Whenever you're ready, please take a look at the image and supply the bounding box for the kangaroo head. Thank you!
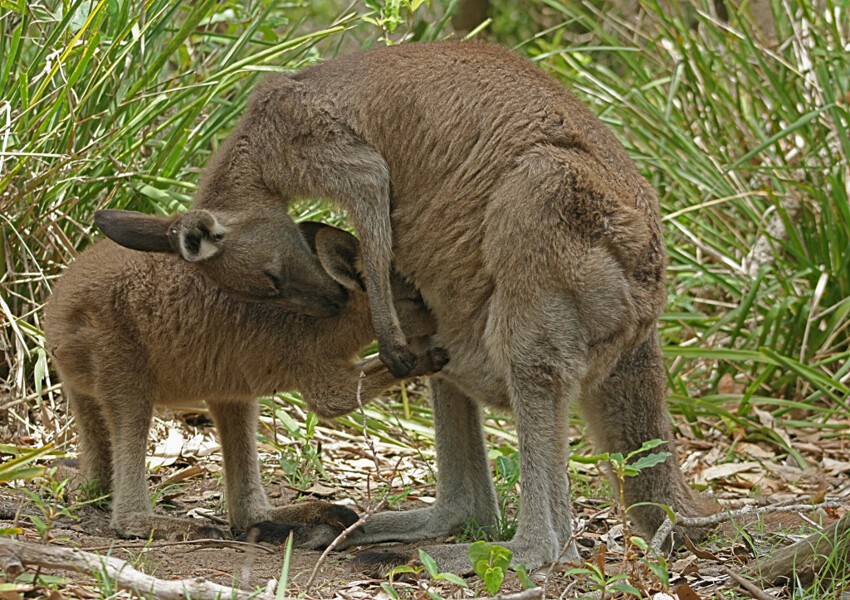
[95,208,353,317]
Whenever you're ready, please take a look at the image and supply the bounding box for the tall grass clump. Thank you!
[0,0,453,441]
[0,0,394,438]
[520,0,849,438]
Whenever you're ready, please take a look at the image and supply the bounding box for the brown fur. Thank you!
[43,224,442,543]
[96,41,717,570]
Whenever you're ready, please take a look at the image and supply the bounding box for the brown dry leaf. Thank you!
[160,464,204,486]
[303,482,339,497]
[148,427,185,469]
[718,374,744,394]
[822,457,850,476]
[693,461,761,486]
[752,407,793,448]
[675,582,703,600]
[736,442,775,460]
[684,536,720,561]
[671,554,700,575]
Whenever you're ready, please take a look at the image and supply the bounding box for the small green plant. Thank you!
[261,398,326,489]
[387,549,468,599]
[361,0,429,40]
[23,468,83,542]
[0,443,52,485]
[469,540,512,596]
[0,443,56,536]
[564,560,638,597]
[563,440,674,596]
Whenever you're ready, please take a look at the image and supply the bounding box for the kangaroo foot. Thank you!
[353,538,580,578]
[238,500,359,549]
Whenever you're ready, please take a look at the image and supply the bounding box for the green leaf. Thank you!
[490,544,513,571]
[418,549,440,578]
[483,566,504,596]
[275,531,293,600]
[515,565,536,590]
[379,582,400,600]
[468,540,491,575]
[629,536,649,551]
[434,572,468,587]
[69,0,96,33]
[609,582,642,596]
[629,451,672,473]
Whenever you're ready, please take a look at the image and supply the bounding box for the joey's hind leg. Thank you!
[65,386,112,496]
[102,377,223,540]
[206,400,358,548]
[579,336,718,545]
[343,378,499,549]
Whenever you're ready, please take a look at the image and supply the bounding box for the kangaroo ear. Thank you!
[172,210,227,262]
[313,225,364,291]
[94,210,174,253]
[298,221,332,255]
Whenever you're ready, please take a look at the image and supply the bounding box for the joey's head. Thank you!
[94,207,355,317]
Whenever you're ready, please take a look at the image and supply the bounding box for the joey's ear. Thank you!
[95,210,174,253]
[298,221,331,255]
[313,225,364,291]
[171,210,227,263]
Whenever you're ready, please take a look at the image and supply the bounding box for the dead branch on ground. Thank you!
[0,537,280,600]
[747,512,850,587]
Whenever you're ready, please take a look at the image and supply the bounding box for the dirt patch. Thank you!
[2,401,849,598]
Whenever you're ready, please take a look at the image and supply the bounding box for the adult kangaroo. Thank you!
[98,40,715,572]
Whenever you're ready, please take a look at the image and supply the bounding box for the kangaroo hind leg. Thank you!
[66,385,112,497]
[578,336,719,545]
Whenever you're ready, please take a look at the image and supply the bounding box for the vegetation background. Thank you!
[0,0,847,597]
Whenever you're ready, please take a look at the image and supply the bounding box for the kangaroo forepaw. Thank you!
[380,342,417,378]
[427,347,450,372]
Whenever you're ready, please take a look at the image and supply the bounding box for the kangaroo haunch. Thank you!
[96,41,717,571]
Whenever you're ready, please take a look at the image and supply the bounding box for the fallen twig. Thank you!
[542,507,610,596]
[0,537,280,600]
[303,374,401,593]
[302,493,390,592]
[650,501,845,553]
[83,537,275,554]
[725,568,776,600]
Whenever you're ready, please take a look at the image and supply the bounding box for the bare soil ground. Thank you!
[1,395,848,599]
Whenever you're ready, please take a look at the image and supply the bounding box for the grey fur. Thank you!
[44,223,442,543]
[95,41,717,571]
